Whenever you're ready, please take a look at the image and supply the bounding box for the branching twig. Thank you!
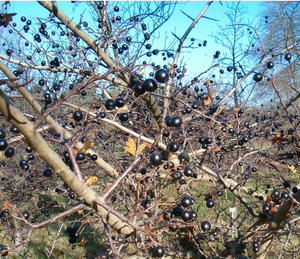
[102,156,141,200]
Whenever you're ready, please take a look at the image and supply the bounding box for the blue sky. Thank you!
[2,1,264,77]
[159,1,263,74]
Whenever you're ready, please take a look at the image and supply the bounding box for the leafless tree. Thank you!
[0,1,299,259]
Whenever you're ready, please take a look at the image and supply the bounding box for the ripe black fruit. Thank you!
[44,92,51,104]
[91,154,98,161]
[68,192,76,199]
[167,141,179,152]
[282,180,291,188]
[68,236,77,244]
[134,83,146,95]
[271,189,280,198]
[252,242,260,252]
[201,220,211,231]
[253,241,259,248]
[206,199,214,208]
[10,125,19,133]
[206,195,213,202]
[262,203,271,213]
[253,73,263,82]
[98,111,106,118]
[21,163,29,171]
[27,153,34,160]
[66,225,79,235]
[141,23,147,30]
[172,205,183,217]
[227,66,233,72]
[199,136,206,144]
[104,99,115,110]
[281,191,289,199]
[184,167,193,177]
[171,116,182,127]
[38,79,45,86]
[168,221,178,232]
[143,78,158,92]
[205,137,212,144]
[4,147,14,158]
[144,32,150,40]
[181,196,194,208]
[118,48,123,54]
[139,168,147,175]
[155,69,169,83]
[150,153,162,166]
[181,210,192,221]
[152,246,165,257]
[191,210,197,219]
[122,44,128,50]
[43,168,53,177]
[273,197,282,205]
[6,49,12,56]
[76,152,86,161]
[251,167,257,172]
[22,210,30,219]
[125,36,132,43]
[0,139,8,151]
[172,170,182,179]
[164,116,172,126]
[284,53,292,61]
[118,112,129,122]
[266,61,274,69]
[73,110,84,121]
[115,97,125,107]
[163,130,170,137]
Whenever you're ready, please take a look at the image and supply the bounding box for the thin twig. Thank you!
[102,156,141,200]
[46,224,64,258]
[101,215,119,258]
[65,143,83,182]
[13,204,84,229]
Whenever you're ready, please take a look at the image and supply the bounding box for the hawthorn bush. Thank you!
[0,1,299,259]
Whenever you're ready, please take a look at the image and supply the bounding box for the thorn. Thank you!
[202,15,219,22]
[181,10,194,21]
[171,32,180,41]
